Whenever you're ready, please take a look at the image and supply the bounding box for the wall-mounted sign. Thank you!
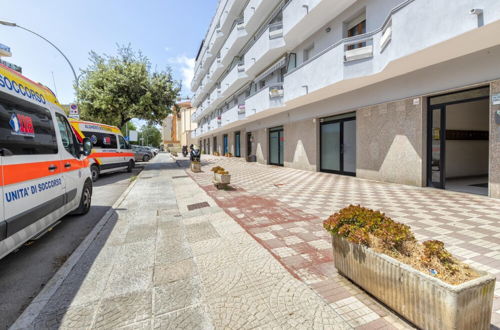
[492,93,500,105]
[413,98,420,105]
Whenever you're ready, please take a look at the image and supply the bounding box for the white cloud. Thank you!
[168,55,195,93]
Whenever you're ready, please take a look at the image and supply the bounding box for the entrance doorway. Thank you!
[213,136,217,154]
[427,86,490,195]
[320,115,356,175]
[235,132,241,157]
[246,132,252,157]
[223,134,228,155]
[269,126,284,166]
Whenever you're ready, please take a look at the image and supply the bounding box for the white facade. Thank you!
[191,0,500,137]
[190,0,500,197]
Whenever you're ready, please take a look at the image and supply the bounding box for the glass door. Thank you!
[428,106,445,188]
[320,122,341,172]
[269,127,284,166]
[234,132,241,157]
[320,117,356,175]
[246,132,252,157]
[223,134,228,155]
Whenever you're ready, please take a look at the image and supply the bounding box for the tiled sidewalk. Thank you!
[185,155,500,329]
[16,155,352,329]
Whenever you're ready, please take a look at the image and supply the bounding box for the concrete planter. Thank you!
[214,173,231,184]
[191,162,201,173]
[332,234,496,330]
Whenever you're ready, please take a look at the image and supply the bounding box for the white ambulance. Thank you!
[70,120,135,181]
[0,64,93,260]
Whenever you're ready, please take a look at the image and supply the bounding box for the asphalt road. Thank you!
[0,165,144,329]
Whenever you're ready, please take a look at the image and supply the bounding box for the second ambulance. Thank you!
[70,120,135,181]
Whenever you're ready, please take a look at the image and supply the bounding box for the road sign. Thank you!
[129,130,138,142]
[68,103,79,119]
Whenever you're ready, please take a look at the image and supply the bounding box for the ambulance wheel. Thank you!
[71,180,92,215]
[142,155,150,162]
[91,165,100,182]
[127,160,135,172]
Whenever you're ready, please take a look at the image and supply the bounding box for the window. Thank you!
[0,95,58,155]
[118,135,130,150]
[55,113,78,157]
[303,44,314,62]
[346,13,366,50]
[287,53,297,71]
[82,131,117,149]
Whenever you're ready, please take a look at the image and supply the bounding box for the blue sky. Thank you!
[0,0,217,107]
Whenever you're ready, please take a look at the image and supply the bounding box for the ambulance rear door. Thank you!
[82,128,121,170]
[0,94,65,243]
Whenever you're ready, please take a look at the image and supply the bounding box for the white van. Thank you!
[70,120,135,181]
[0,64,93,260]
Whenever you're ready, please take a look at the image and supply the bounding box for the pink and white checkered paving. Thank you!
[180,155,500,329]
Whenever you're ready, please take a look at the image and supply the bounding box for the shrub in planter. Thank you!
[213,151,220,156]
[225,152,233,157]
[323,205,495,330]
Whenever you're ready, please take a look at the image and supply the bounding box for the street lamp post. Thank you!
[0,20,79,89]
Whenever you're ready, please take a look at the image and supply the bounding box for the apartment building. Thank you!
[190,0,500,197]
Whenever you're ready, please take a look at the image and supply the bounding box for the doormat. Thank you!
[470,183,488,188]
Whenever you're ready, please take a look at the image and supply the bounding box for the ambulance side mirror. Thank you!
[82,137,93,156]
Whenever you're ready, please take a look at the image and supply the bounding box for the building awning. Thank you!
[254,56,287,82]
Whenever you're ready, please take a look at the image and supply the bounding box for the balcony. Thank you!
[245,83,284,116]
[220,18,248,67]
[244,22,285,77]
[283,0,356,47]
[221,104,240,127]
[244,0,281,37]
[220,63,249,99]
[283,0,500,106]
[209,56,225,83]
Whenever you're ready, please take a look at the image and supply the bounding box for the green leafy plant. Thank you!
[323,205,415,254]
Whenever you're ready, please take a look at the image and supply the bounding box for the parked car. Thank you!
[132,146,153,162]
[144,146,158,156]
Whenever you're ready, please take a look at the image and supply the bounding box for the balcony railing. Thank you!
[244,22,285,76]
[283,0,500,104]
[245,83,284,116]
[220,63,248,97]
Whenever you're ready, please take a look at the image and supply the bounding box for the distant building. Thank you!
[162,100,197,149]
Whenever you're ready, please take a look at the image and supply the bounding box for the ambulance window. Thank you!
[82,131,117,149]
[0,95,58,155]
[118,135,129,149]
[55,113,78,157]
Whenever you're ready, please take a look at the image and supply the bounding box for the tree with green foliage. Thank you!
[139,125,162,147]
[77,45,181,128]
[121,121,137,137]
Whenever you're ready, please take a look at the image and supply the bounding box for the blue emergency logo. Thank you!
[9,113,20,133]
[90,134,98,144]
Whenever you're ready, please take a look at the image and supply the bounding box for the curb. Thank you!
[10,169,144,329]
